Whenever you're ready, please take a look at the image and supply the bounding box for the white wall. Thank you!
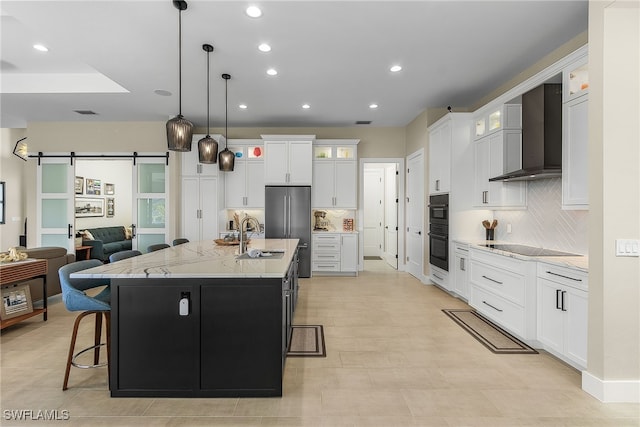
[74,159,132,230]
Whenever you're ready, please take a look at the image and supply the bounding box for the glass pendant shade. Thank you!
[167,115,193,151]
[198,135,218,163]
[218,147,235,171]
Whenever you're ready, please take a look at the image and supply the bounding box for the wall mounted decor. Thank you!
[74,177,84,194]
[105,183,115,195]
[106,198,115,218]
[85,178,101,195]
[75,197,104,218]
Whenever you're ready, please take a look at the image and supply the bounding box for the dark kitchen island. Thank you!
[72,239,299,398]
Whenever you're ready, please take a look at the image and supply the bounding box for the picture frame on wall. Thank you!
[75,197,104,218]
[74,177,84,195]
[106,198,115,218]
[85,178,101,195]
[105,183,115,195]
[1,283,33,320]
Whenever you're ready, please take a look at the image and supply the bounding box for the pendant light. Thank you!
[166,0,193,152]
[197,44,218,163]
[218,73,235,171]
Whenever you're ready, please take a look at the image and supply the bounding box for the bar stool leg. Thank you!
[93,312,103,365]
[105,312,111,389]
[63,312,86,390]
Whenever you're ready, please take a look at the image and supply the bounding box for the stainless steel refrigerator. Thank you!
[265,186,311,278]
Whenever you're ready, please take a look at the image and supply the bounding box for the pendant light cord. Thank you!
[224,76,228,149]
[206,49,210,135]
[178,8,183,116]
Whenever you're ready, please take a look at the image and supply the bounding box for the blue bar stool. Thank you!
[109,250,142,263]
[58,260,111,390]
[147,243,170,252]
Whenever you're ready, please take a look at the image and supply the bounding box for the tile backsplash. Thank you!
[493,178,589,255]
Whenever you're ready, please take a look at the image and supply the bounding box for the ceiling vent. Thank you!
[74,110,97,115]
[355,120,371,125]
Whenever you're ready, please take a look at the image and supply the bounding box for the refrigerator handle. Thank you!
[283,196,287,236]
[287,194,292,237]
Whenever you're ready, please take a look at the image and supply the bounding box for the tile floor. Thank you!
[1,264,639,426]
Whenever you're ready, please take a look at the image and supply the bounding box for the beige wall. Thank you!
[0,128,27,250]
[587,0,640,388]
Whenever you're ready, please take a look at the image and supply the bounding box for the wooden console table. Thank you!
[0,259,48,329]
[75,245,93,260]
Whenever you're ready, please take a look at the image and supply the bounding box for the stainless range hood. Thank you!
[489,83,563,182]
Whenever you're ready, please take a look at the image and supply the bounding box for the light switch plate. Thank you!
[615,239,640,257]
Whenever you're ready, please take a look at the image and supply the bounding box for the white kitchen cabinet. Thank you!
[181,134,222,177]
[225,144,265,209]
[428,118,451,194]
[181,176,219,242]
[263,137,313,185]
[312,232,358,276]
[468,248,537,341]
[474,130,526,208]
[537,263,588,369]
[312,140,359,208]
[430,264,450,292]
[312,161,357,208]
[453,242,469,300]
[562,93,589,210]
[474,103,522,140]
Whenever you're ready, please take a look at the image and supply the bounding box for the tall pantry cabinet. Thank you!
[180,135,224,242]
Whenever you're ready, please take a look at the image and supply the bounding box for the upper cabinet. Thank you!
[474,104,522,140]
[225,142,265,209]
[262,135,314,185]
[474,129,527,209]
[312,140,359,209]
[181,134,223,177]
[428,118,452,194]
[563,56,589,103]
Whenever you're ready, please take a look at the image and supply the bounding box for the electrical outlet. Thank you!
[615,239,640,257]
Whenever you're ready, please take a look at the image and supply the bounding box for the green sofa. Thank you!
[81,226,132,262]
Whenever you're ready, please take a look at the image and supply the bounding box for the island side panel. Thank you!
[110,277,284,398]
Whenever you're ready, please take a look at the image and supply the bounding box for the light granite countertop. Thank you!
[456,239,589,272]
[71,238,299,279]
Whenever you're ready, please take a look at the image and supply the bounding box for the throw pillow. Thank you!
[81,230,95,240]
[124,227,132,239]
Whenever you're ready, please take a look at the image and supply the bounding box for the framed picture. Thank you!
[1,283,33,320]
[75,197,104,217]
[106,198,115,218]
[74,176,84,194]
[85,178,101,195]
[105,183,115,195]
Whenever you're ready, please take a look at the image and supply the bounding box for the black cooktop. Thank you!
[481,243,579,257]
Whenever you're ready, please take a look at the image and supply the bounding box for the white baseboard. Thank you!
[582,371,640,402]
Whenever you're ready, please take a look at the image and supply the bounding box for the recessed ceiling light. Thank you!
[258,43,271,52]
[154,89,172,96]
[390,65,402,72]
[266,68,278,76]
[369,103,379,109]
[302,104,310,109]
[33,44,48,52]
[239,104,248,109]
[246,6,262,18]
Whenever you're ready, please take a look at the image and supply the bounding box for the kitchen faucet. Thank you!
[239,216,261,254]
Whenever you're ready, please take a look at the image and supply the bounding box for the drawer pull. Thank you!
[482,300,503,312]
[433,273,444,281]
[482,275,503,285]
[546,271,582,282]
[317,244,335,247]
[317,255,335,258]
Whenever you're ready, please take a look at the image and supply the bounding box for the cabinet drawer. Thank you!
[312,262,340,272]
[312,252,340,262]
[470,285,525,338]
[313,234,340,244]
[313,242,340,252]
[537,262,588,291]
[471,248,526,273]
[471,261,525,305]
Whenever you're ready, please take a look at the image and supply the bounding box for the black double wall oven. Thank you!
[428,194,449,271]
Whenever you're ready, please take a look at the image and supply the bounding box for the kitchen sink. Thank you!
[236,251,285,260]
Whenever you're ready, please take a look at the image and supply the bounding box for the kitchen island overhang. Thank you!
[72,239,300,398]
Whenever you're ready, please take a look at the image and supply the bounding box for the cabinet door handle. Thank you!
[546,271,582,282]
[460,258,465,271]
[482,300,503,312]
[436,179,440,191]
[556,289,562,310]
[481,275,503,285]
[561,290,567,311]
